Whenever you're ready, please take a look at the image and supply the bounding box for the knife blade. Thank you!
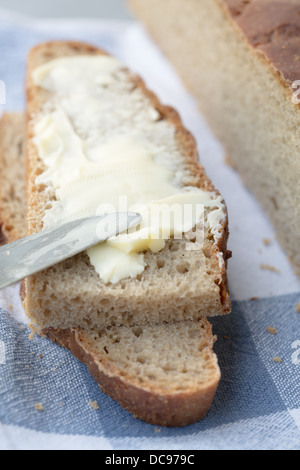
[0,212,141,290]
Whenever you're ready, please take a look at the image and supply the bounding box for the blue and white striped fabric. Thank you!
[0,8,299,450]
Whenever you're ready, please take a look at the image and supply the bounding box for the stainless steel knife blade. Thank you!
[0,212,141,290]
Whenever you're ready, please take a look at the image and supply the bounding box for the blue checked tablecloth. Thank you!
[0,8,299,450]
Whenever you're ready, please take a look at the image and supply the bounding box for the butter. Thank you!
[32,55,225,283]
[87,244,146,285]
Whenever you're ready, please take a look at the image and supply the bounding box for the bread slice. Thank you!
[129,0,300,276]
[0,113,27,244]
[0,112,221,426]
[25,41,231,331]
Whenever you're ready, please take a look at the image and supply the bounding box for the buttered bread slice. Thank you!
[0,112,221,427]
[25,41,231,331]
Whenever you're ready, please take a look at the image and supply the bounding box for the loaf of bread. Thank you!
[129,0,300,275]
[25,41,231,331]
[0,112,221,426]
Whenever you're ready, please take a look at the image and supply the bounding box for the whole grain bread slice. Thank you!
[0,112,221,426]
[25,41,231,331]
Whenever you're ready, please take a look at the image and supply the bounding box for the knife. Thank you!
[0,212,141,290]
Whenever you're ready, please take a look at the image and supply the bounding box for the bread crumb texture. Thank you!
[76,319,219,394]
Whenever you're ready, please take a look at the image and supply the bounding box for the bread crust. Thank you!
[24,41,231,329]
[220,0,300,86]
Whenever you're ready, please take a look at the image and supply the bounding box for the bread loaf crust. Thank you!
[222,0,300,85]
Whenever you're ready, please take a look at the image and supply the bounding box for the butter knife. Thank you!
[0,212,141,290]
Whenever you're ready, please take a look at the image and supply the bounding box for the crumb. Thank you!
[154,427,161,433]
[272,357,282,363]
[262,238,271,246]
[260,264,280,274]
[266,326,277,335]
[28,322,38,339]
[223,335,230,340]
[34,403,44,412]
[8,304,13,310]
[224,154,234,167]
[25,365,30,369]
[88,399,99,410]
[250,297,260,301]
[39,354,43,358]
[296,302,300,313]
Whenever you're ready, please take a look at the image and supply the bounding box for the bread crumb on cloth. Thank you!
[34,403,44,412]
[266,326,277,335]
[260,264,280,274]
[88,399,99,410]
[272,357,282,363]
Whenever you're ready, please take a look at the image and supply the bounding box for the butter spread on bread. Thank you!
[25,41,231,331]
[32,55,225,284]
